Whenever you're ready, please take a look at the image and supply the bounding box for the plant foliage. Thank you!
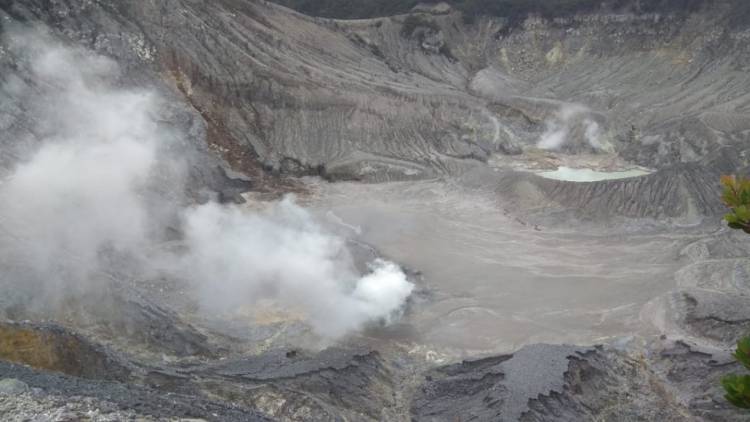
[721,175,750,234]
[721,176,750,409]
[723,337,750,408]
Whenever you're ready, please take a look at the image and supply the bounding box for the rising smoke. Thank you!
[537,104,608,151]
[0,28,413,339]
[182,199,413,337]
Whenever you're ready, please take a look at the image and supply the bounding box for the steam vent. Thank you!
[1,0,750,420]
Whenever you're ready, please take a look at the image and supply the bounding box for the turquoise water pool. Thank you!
[537,166,651,182]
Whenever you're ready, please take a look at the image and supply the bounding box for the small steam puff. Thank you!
[537,104,606,151]
[0,29,413,338]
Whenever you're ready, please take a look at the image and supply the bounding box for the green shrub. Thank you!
[721,175,750,409]
[721,175,750,234]
[723,337,750,408]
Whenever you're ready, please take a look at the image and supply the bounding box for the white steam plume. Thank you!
[537,104,607,151]
[0,29,164,302]
[0,29,413,338]
[183,199,413,338]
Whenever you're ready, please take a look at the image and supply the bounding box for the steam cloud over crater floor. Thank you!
[0,29,413,339]
[182,199,414,338]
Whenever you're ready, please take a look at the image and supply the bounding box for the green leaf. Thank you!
[736,337,750,370]
[725,194,740,208]
[741,188,750,206]
[725,198,739,209]
[721,174,737,188]
[726,214,740,225]
[736,206,750,223]
[723,374,750,409]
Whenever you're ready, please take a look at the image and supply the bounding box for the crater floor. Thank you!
[304,179,698,356]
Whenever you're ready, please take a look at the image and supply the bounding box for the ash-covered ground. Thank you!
[1,0,750,421]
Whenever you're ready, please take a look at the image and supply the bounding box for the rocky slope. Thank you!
[1,0,750,421]
[5,0,749,213]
